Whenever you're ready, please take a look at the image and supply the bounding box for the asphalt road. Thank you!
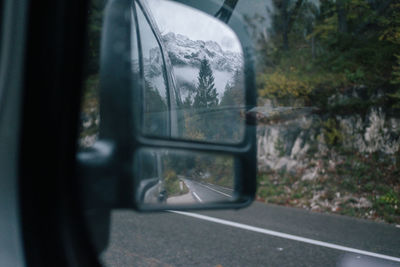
[182,178,233,203]
[101,202,400,267]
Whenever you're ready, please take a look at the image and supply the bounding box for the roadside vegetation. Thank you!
[163,170,189,197]
[163,152,235,190]
[257,150,400,224]
[79,0,103,148]
[252,0,400,224]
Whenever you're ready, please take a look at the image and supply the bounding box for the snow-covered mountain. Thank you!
[161,32,243,72]
[142,32,243,101]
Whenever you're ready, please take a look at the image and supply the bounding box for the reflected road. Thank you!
[183,178,233,203]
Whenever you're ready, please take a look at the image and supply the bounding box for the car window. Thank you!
[135,2,169,137]
[78,0,103,149]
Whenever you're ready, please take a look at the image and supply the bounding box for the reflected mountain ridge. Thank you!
[161,32,242,72]
[143,32,244,101]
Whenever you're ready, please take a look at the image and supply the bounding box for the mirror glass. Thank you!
[135,0,245,144]
[135,148,236,206]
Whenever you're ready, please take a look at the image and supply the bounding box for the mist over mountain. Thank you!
[141,32,243,101]
[161,32,243,72]
[144,32,243,100]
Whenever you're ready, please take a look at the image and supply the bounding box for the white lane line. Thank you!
[201,184,232,198]
[206,182,234,192]
[169,211,400,263]
[187,179,231,198]
[192,192,203,203]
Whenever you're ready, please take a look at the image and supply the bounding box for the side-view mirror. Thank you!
[79,0,256,211]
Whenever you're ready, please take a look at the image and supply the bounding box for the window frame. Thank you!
[133,0,173,137]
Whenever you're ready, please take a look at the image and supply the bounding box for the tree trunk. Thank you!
[311,36,315,59]
[282,0,289,50]
[336,0,348,34]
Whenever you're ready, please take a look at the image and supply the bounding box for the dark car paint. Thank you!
[3,0,99,266]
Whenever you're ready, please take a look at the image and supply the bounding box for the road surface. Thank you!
[182,178,233,203]
[101,202,400,267]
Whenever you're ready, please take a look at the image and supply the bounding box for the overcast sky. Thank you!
[146,0,242,53]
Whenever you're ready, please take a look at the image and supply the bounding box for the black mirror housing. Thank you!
[78,0,257,211]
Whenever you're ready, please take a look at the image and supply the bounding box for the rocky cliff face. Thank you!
[256,99,400,180]
[255,94,400,219]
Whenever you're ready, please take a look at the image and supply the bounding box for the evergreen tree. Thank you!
[221,69,244,107]
[183,93,193,109]
[143,80,167,136]
[219,69,245,142]
[193,58,219,108]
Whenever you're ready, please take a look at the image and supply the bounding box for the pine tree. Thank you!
[193,58,218,108]
[219,69,245,142]
[221,68,244,107]
[183,93,193,109]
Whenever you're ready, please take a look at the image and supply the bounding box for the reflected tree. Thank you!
[193,58,219,109]
[219,69,245,142]
[143,80,168,136]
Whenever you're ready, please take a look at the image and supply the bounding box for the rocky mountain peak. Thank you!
[160,32,242,72]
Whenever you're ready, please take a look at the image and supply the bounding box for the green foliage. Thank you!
[79,0,104,145]
[344,68,365,84]
[258,68,313,100]
[389,54,400,108]
[182,94,193,109]
[255,0,400,109]
[183,59,245,143]
[257,150,400,223]
[80,74,100,141]
[164,170,187,196]
[391,55,400,86]
[81,74,99,113]
[219,69,245,142]
[202,156,234,189]
[183,58,220,141]
[376,191,399,207]
[143,81,168,135]
[193,58,218,108]
[373,190,400,223]
[220,69,244,106]
[322,118,342,147]
[274,138,286,157]
[86,0,105,76]
[379,3,400,46]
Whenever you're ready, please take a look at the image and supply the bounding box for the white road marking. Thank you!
[169,211,400,263]
[179,181,183,191]
[188,179,232,198]
[192,192,203,203]
[206,182,234,192]
[182,179,190,189]
[200,184,232,198]
[185,179,231,198]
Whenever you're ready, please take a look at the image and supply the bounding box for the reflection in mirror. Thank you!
[135,148,235,206]
[136,3,169,136]
[136,0,245,144]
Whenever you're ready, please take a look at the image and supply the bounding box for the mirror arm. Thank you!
[77,141,118,210]
[214,0,238,23]
[76,141,119,255]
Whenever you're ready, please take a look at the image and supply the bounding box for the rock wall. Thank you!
[257,105,400,178]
